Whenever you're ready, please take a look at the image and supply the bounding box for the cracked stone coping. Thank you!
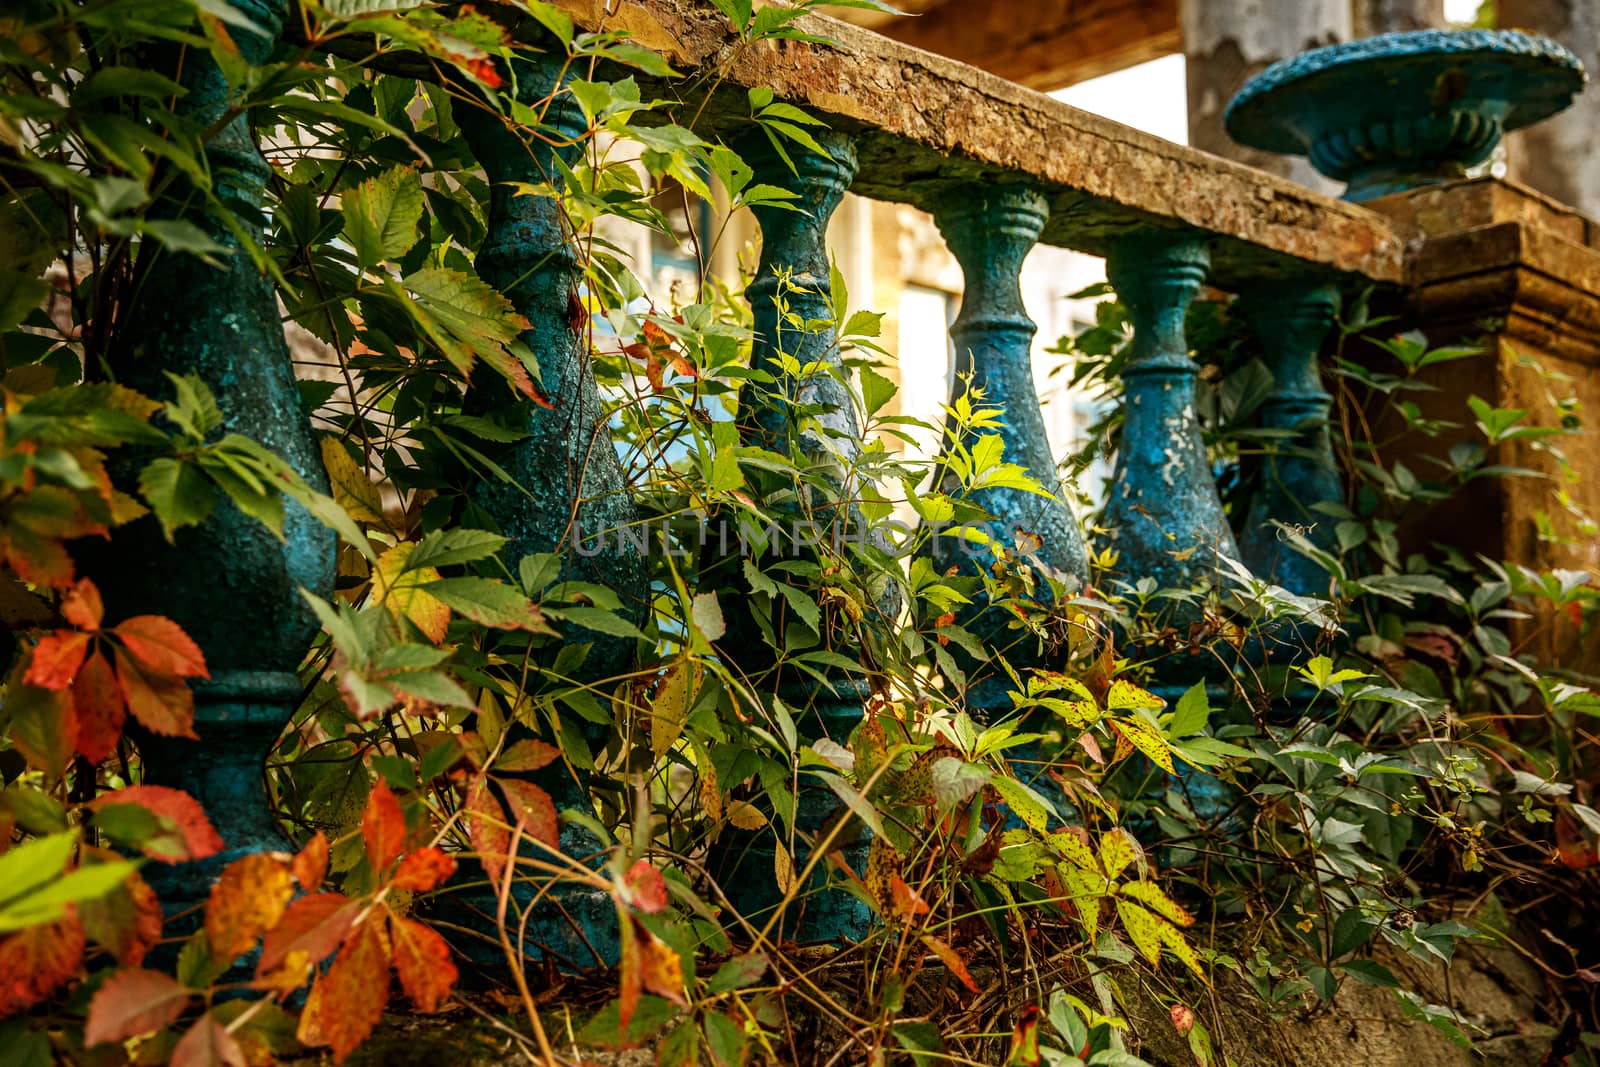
[522,0,1405,289]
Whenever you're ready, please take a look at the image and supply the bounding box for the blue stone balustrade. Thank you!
[451,48,648,968]
[1234,281,1342,597]
[708,129,886,944]
[1103,233,1239,620]
[84,0,338,908]
[923,184,1090,711]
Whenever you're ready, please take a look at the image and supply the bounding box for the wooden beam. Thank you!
[837,0,1181,91]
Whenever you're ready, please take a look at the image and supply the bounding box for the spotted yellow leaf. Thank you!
[1098,828,1139,880]
[1112,715,1175,774]
[1106,678,1165,712]
[1118,880,1193,926]
[1157,919,1205,977]
[1052,829,1100,874]
[1117,899,1163,965]
[1058,863,1104,942]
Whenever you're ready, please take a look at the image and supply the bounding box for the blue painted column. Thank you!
[88,0,337,905]
[453,50,646,968]
[1235,281,1342,596]
[711,130,883,943]
[925,185,1090,708]
[1103,234,1239,602]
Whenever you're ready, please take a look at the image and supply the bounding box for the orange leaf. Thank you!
[85,967,191,1046]
[80,868,163,966]
[0,915,85,1016]
[205,853,294,963]
[373,544,450,644]
[72,649,125,764]
[1008,1003,1041,1066]
[362,778,406,872]
[495,738,561,773]
[392,847,456,892]
[25,631,90,689]
[389,915,457,1013]
[465,775,510,889]
[257,892,360,977]
[496,778,559,852]
[891,875,931,919]
[91,785,223,863]
[622,859,668,915]
[115,615,209,679]
[61,578,103,630]
[172,1012,247,1067]
[297,917,390,1064]
[637,923,685,1005]
[919,934,980,994]
[114,648,198,739]
[292,831,330,892]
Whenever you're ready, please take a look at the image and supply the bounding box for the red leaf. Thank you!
[1170,1003,1195,1037]
[389,915,457,1013]
[91,785,224,863]
[495,739,561,773]
[465,775,511,889]
[297,917,390,1064]
[623,859,668,915]
[392,847,456,892]
[72,648,126,764]
[205,853,294,962]
[292,831,330,892]
[114,648,198,739]
[890,874,930,919]
[0,916,85,1016]
[172,1012,247,1067]
[1008,1003,1041,1066]
[115,615,208,679]
[362,778,406,872]
[25,631,90,689]
[85,967,191,1046]
[257,893,360,977]
[80,868,163,966]
[61,578,104,630]
[496,778,559,851]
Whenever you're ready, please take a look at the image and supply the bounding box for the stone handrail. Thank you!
[536,0,1405,289]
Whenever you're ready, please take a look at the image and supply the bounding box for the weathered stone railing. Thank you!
[122,0,1600,963]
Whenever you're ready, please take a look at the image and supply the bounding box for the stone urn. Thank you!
[1225,29,1585,202]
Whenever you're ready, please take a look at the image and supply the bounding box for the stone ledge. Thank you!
[529,0,1405,289]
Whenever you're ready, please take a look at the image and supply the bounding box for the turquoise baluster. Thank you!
[87,0,337,906]
[451,49,647,968]
[710,129,885,943]
[1102,234,1237,827]
[1234,281,1342,597]
[1103,234,1238,607]
[925,184,1090,711]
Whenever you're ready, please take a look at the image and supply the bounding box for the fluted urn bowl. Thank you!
[1225,30,1585,202]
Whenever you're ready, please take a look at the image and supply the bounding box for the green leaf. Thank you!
[1167,681,1210,737]
[557,606,647,641]
[342,166,424,269]
[706,952,768,993]
[425,577,549,632]
[930,757,990,811]
[139,458,217,540]
[405,528,508,571]
[0,832,76,910]
[860,365,897,418]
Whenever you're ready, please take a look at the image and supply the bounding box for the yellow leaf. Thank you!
[726,800,766,830]
[1116,899,1163,965]
[1118,880,1193,926]
[1058,863,1104,942]
[319,437,385,525]
[1157,917,1206,977]
[1106,678,1164,712]
[205,853,294,962]
[699,759,722,822]
[774,840,795,895]
[1051,829,1101,873]
[1098,828,1140,881]
[1112,715,1175,774]
[374,543,450,642]
[650,659,697,760]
